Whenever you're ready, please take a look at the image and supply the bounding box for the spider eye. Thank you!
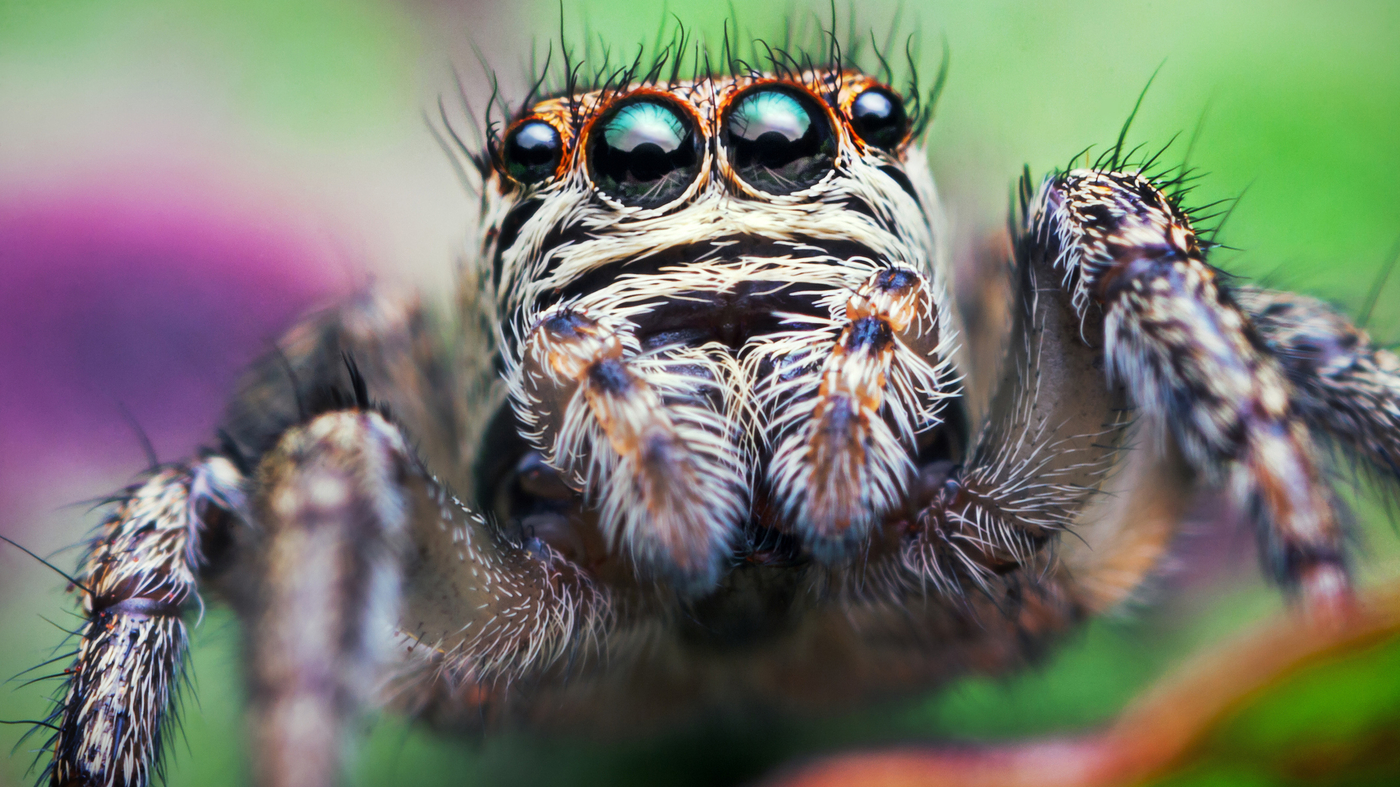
[502,119,564,185]
[587,98,702,208]
[849,88,908,151]
[725,87,835,194]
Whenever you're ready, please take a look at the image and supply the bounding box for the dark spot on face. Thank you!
[873,267,917,293]
[492,199,542,286]
[588,358,632,393]
[541,311,594,340]
[878,165,921,206]
[846,316,893,351]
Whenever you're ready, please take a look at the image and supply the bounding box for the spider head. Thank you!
[473,69,963,595]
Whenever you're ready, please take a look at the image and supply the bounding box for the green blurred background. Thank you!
[2,1,1398,785]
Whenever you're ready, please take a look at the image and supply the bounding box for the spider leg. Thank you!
[47,456,244,787]
[901,244,1134,597]
[1234,287,1400,484]
[1023,168,1351,613]
[44,293,613,785]
[391,450,613,729]
[511,306,748,592]
[246,405,612,785]
[243,407,612,782]
[233,298,613,782]
[759,266,957,558]
[244,410,416,787]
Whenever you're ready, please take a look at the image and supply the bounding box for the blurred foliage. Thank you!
[1173,636,1400,786]
[0,0,417,135]
[767,587,1400,787]
[2,1,1399,786]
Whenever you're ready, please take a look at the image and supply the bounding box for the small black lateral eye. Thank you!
[849,88,908,151]
[725,86,835,194]
[502,119,564,185]
[587,97,702,209]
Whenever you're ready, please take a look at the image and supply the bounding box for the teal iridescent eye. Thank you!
[603,103,685,153]
[729,92,811,143]
[724,86,835,194]
[588,98,701,208]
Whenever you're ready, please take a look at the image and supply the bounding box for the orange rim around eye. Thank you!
[500,116,567,186]
[584,91,704,209]
[845,86,909,151]
[721,82,837,195]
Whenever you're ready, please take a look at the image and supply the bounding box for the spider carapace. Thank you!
[35,37,1400,787]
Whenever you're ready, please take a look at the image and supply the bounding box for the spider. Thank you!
[28,23,1400,787]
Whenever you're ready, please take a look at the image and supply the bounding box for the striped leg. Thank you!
[757,267,956,558]
[1234,286,1400,482]
[512,307,748,592]
[1024,168,1351,613]
[47,457,244,787]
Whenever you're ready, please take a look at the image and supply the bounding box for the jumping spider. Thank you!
[32,26,1400,787]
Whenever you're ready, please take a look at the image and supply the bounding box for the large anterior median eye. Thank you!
[588,98,701,208]
[725,87,835,194]
[502,119,565,185]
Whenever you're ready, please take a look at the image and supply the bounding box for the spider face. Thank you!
[478,69,963,593]
[33,29,1400,786]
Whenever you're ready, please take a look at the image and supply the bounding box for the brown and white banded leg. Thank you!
[245,410,416,787]
[511,307,748,591]
[756,266,956,557]
[1025,168,1352,612]
[47,457,244,787]
[1234,286,1400,482]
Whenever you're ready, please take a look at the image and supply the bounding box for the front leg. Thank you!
[512,306,748,591]
[900,231,1134,600]
[1025,168,1350,610]
[44,406,608,787]
[44,294,611,786]
[245,409,415,787]
[758,266,957,559]
[247,407,614,785]
[46,457,244,787]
